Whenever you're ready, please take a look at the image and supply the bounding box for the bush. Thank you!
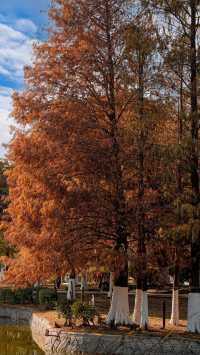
[56,299,72,326]
[38,288,57,309]
[0,287,34,305]
[14,288,33,304]
[71,301,97,325]
[32,285,42,305]
[0,288,15,304]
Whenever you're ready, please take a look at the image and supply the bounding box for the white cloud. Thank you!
[0,65,11,77]
[0,87,14,157]
[15,18,37,35]
[0,22,36,82]
[0,23,26,42]
[0,18,38,157]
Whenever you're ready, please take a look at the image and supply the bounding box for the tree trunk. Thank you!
[108,272,114,298]
[170,252,179,326]
[107,264,132,326]
[170,55,184,327]
[106,176,132,326]
[133,288,148,328]
[133,275,148,328]
[187,0,200,333]
[106,123,132,326]
[170,288,179,326]
[132,47,148,329]
[67,270,76,301]
[105,0,131,326]
[80,272,88,291]
[177,69,183,193]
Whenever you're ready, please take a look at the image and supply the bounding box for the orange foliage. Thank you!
[4,0,176,286]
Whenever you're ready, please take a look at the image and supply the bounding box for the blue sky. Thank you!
[0,0,49,157]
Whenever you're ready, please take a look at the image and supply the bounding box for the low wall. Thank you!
[0,305,33,324]
[31,313,200,355]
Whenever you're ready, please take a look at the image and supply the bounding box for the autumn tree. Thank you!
[6,0,140,325]
[164,32,193,325]
[6,0,172,325]
[123,3,169,327]
[5,0,194,330]
[147,0,200,333]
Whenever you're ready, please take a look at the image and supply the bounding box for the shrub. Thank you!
[56,299,72,326]
[71,301,97,326]
[14,288,33,304]
[32,285,42,305]
[0,288,15,304]
[38,288,57,309]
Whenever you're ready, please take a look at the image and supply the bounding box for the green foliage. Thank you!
[0,288,15,304]
[71,301,97,325]
[0,160,9,193]
[191,220,200,243]
[171,224,190,244]
[38,288,57,309]
[0,236,15,257]
[14,288,33,304]
[56,299,72,325]
[0,160,9,213]
[179,267,191,284]
[180,203,194,222]
[0,160,13,259]
[0,287,34,304]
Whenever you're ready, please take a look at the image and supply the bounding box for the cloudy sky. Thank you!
[0,0,49,157]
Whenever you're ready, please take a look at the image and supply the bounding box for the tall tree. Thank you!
[6,0,136,325]
[161,34,188,326]
[147,0,200,332]
[124,6,164,328]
